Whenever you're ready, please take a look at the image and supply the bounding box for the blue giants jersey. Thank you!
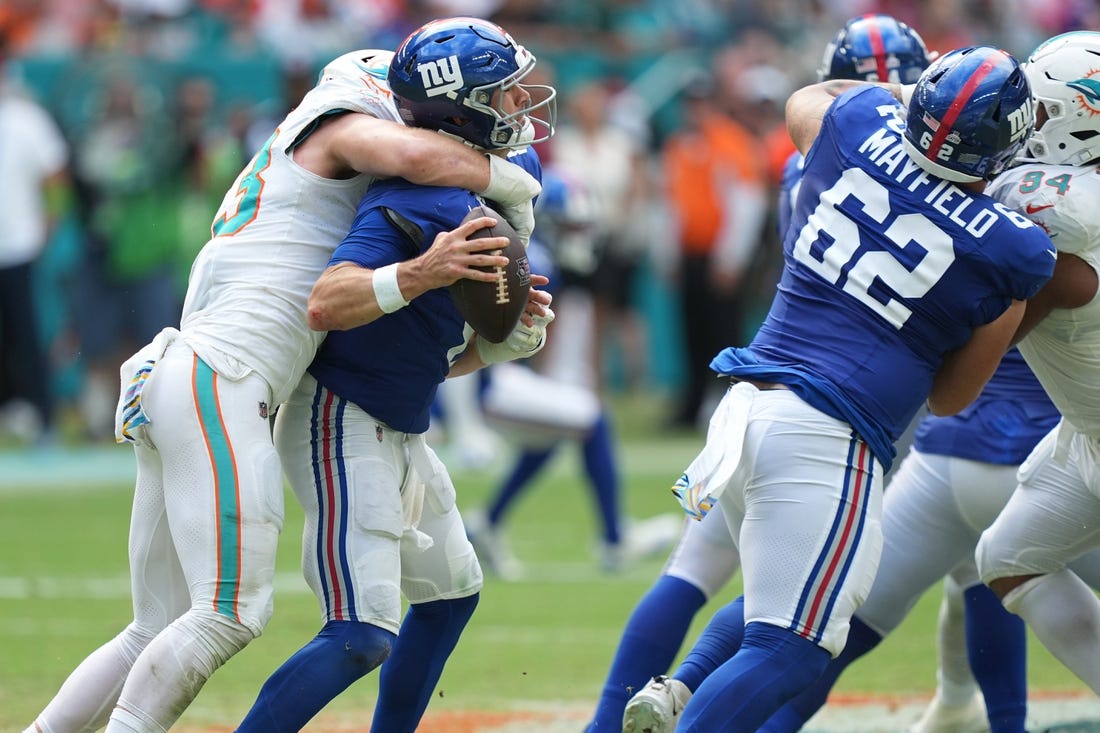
[308,180,475,433]
[711,86,1055,470]
[309,149,542,433]
[913,348,1058,465]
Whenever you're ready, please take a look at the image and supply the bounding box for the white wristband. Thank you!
[372,263,409,314]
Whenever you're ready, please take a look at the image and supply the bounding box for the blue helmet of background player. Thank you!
[818,14,931,84]
[388,16,556,150]
[903,46,1034,183]
[532,167,600,279]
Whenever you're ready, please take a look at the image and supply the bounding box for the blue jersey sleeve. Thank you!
[328,211,413,268]
[330,178,480,268]
[511,146,543,183]
[310,180,484,433]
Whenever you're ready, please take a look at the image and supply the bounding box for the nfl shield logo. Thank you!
[258,401,269,419]
[376,425,384,442]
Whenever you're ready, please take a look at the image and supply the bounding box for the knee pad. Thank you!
[117,621,160,664]
[179,609,258,671]
[322,620,395,676]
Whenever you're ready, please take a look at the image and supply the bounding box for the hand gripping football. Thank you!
[449,205,532,343]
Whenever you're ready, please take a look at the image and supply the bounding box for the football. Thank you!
[449,204,531,343]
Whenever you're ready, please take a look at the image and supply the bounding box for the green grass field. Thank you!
[0,397,1093,731]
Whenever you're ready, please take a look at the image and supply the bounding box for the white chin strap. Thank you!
[515,118,536,146]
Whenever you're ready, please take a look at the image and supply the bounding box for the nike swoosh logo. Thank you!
[1048,249,1058,259]
[1026,203,1054,214]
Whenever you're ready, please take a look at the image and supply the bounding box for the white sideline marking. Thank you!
[0,446,136,491]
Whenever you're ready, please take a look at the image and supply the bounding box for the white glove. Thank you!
[494,199,535,248]
[476,307,555,364]
[479,154,540,247]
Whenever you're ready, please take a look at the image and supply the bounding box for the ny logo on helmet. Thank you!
[1007,103,1033,143]
[418,55,464,98]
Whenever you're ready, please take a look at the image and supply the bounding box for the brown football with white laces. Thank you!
[448,204,531,343]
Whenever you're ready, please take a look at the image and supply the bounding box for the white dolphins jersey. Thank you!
[988,161,1100,437]
[180,50,402,405]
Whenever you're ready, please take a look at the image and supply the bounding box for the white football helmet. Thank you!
[1025,31,1100,165]
[318,49,394,86]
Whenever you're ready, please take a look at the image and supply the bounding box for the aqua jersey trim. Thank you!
[212,131,275,237]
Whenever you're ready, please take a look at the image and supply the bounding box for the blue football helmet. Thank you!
[388,17,556,149]
[1024,31,1100,165]
[903,46,1034,182]
[533,167,600,278]
[819,14,931,84]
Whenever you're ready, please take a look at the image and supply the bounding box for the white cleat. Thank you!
[909,691,990,733]
[601,515,683,573]
[623,515,683,559]
[622,675,692,733]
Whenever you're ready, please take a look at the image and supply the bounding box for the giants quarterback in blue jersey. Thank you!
[623,46,1054,733]
[233,18,557,733]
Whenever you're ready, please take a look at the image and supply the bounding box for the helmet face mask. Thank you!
[388,17,556,150]
[902,46,1034,182]
[819,14,930,84]
[1024,31,1100,166]
[462,44,555,147]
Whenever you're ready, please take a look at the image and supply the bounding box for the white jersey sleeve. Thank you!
[989,162,1100,436]
[180,50,404,406]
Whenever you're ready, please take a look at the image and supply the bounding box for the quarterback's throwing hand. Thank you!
[417,215,512,290]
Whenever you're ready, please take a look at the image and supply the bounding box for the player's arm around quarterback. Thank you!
[306,114,540,241]
[307,214,510,332]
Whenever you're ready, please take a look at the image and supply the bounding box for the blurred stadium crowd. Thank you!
[0,0,1095,446]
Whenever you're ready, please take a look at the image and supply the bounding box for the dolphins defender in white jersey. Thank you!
[22,37,546,733]
[977,31,1100,695]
